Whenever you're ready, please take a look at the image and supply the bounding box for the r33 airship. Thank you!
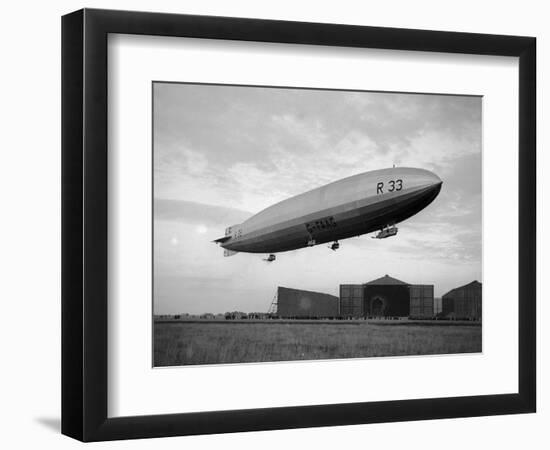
[214,167,442,261]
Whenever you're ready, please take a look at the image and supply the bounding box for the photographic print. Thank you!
[153,82,482,367]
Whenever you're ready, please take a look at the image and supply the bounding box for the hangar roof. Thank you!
[365,274,410,286]
[278,286,339,301]
[442,280,482,298]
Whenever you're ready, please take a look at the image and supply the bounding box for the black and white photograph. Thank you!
[0,0,543,447]
[153,82,482,367]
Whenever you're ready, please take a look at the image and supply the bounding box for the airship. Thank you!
[213,167,442,261]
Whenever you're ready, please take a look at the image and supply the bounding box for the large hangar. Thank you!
[364,275,410,317]
[442,280,482,320]
[276,286,339,318]
[340,275,434,318]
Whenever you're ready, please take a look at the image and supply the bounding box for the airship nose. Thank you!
[413,170,443,205]
[414,169,442,197]
[426,171,443,198]
[425,170,442,187]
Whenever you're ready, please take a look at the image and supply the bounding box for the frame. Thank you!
[61,8,536,441]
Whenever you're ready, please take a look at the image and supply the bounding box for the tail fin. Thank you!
[214,224,241,257]
[213,235,231,244]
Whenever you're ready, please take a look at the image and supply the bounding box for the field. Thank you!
[154,320,482,366]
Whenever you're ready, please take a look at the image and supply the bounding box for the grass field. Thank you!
[154,320,482,366]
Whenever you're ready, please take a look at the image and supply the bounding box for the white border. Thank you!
[108,34,518,417]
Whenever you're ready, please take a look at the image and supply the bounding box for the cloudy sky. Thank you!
[153,82,481,315]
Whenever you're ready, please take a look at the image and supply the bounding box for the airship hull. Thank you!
[218,168,442,254]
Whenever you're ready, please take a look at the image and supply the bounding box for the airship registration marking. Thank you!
[305,216,337,234]
[377,179,403,194]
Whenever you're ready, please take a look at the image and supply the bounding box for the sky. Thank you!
[153,82,482,315]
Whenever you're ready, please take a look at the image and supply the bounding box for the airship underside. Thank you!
[214,167,442,255]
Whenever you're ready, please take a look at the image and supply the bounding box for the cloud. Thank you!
[155,199,252,226]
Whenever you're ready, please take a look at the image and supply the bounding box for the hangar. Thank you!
[275,286,339,318]
[340,275,434,318]
[442,280,482,320]
[364,275,410,317]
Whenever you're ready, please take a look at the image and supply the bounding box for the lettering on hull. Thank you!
[376,179,403,194]
[305,216,337,235]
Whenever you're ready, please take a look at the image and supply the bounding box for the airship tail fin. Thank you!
[224,249,238,257]
[213,235,231,244]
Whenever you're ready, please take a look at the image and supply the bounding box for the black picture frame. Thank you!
[61,8,536,442]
